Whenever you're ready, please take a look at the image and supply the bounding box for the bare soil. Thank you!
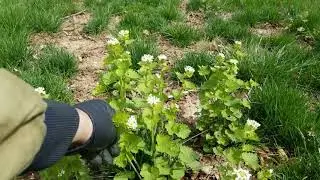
[251,23,284,36]
[30,12,109,102]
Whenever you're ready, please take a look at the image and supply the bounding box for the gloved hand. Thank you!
[71,100,120,167]
[25,99,119,172]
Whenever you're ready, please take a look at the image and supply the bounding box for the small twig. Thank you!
[62,10,86,20]
[183,129,209,144]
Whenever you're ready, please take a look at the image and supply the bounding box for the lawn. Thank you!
[1,0,319,179]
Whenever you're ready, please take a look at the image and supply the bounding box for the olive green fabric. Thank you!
[0,69,47,180]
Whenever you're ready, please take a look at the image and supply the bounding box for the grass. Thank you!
[36,46,77,78]
[174,52,215,84]
[127,38,158,69]
[1,0,319,179]
[249,80,320,151]
[162,23,202,47]
[205,18,250,41]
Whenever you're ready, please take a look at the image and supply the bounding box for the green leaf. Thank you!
[113,112,129,127]
[170,169,185,179]
[140,164,160,180]
[156,135,180,157]
[179,146,200,170]
[126,69,140,79]
[223,148,242,165]
[114,171,135,180]
[242,144,255,152]
[142,108,158,131]
[165,121,191,139]
[242,152,260,170]
[257,169,273,180]
[119,133,145,154]
[183,80,196,90]
[198,65,210,76]
[102,72,116,86]
[114,152,128,168]
[155,157,171,175]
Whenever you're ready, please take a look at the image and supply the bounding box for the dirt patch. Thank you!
[187,11,205,29]
[30,12,109,102]
[157,35,186,64]
[188,40,218,52]
[178,92,200,125]
[251,23,284,37]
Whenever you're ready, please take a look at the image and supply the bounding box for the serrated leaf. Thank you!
[140,164,160,180]
[223,148,242,165]
[165,121,191,139]
[198,65,210,76]
[114,171,135,180]
[179,146,200,170]
[114,152,128,168]
[119,133,145,154]
[102,72,116,86]
[242,152,260,170]
[156,135,180,157]
[126,69,140,79]
[183,80,196,90]
[155,157,170,175]
[170,169,185,179]
[113,112,129,127]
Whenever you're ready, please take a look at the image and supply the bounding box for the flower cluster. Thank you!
[141,54,154,62]
[127,115,138,130]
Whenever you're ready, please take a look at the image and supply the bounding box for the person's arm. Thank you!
[0,69,47,180]
[0,69,119,179]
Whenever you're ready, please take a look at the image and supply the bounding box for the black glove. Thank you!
[72,100,119,167]
[25,100,119,172]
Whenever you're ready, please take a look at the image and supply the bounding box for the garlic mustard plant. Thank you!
[94,30,200,180]
[197,42,272,179]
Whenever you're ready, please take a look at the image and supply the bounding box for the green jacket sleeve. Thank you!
[0,69,47,180]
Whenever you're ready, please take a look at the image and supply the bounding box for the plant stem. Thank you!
[126,154,142,180]
[182,129,209,144]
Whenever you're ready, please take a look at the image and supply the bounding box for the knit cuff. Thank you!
[25,100,79,171]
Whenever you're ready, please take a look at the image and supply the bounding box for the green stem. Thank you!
[126,154,142,180]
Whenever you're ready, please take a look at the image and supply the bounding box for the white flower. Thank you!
[147,94,160,105]
[155,74,161,78]
[233,168,251,180]
[235,41,242,46]
[158,54,167,61]
[297,27,305,32]
[127,115,138,130]
[35,87,46,95]
[141,54,154,62]
[143,29,150,35]
[184,66,195,73]
[167,94,174,99]
[269,169,274,174]
[106,36,120,45]
[229,59,239,64]
[217,53,225,59]
[58,169,65,177]
[118,30,129,38]
[125,51,131,55]
[112,90,119,96]
[246,119,261,129]
[183,90,190,95]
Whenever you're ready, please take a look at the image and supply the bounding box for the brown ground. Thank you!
[30,11,108,102]
[251,23,284,36]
